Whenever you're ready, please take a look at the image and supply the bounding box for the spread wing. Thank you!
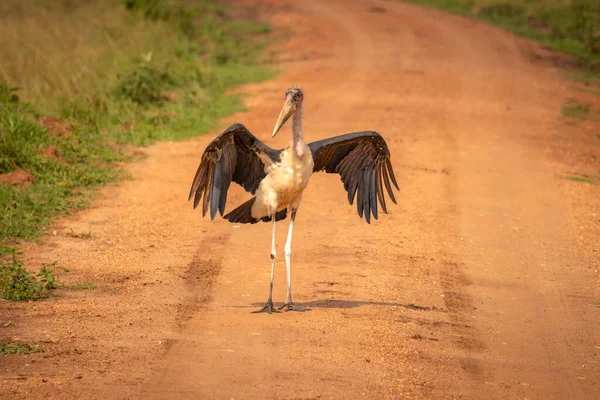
[188,123,281,219]
[308,131,399,223]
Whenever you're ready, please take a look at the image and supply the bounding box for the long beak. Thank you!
[272,95,295,138]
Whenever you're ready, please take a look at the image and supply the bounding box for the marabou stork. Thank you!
[188,86,399,314]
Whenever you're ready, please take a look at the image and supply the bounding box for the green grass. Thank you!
[66,282,97,291]
[561,98,591,119]
[568,69,600,85]
[401,0,600,74]
[573,86,600,96]
[561,175,596,184]
[1,82,125,241]
[0,343,43,355]
[0,0,274,244]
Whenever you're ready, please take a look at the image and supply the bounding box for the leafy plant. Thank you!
[0,81,19,104]
[0,247,68,301]
[37,262,68,290]
[0,248,41,301]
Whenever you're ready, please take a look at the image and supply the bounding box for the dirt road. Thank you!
[2,0,599,399]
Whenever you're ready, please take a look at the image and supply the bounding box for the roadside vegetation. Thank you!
[404,0,600,77]
[0,247,68,301]
[561,98,591,119]
[0,343,43,355]
[0,0,273,245]
[561,175,596,184]
[404,0,600,186]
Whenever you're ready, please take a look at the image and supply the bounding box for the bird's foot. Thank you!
[252,299,281,314]
[278,302,310,312]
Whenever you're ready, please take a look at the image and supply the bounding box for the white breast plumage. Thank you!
[252,145,314,218]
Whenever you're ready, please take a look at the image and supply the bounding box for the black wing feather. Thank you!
[376,163,387,214]
[357,171,364,219]
[362,168,371,224]
[210,160,223,220]
[381,162,397,204]
[188,123,281,219]
[308,131,399,223]
[370,167,378,220]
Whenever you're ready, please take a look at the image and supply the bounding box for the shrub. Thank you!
[113,55,176,106]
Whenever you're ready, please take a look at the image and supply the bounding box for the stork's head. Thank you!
[272,86,304,137]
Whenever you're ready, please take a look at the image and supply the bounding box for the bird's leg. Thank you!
[253,213,280,314]
[279,210,310,312]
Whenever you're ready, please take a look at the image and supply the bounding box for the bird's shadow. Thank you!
[298,299,432,311]
[227,299,433,311]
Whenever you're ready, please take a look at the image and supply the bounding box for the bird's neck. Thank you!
[292,103,305,159]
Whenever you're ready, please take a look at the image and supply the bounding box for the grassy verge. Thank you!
[401,0,600,77]
[0,0,274,244]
